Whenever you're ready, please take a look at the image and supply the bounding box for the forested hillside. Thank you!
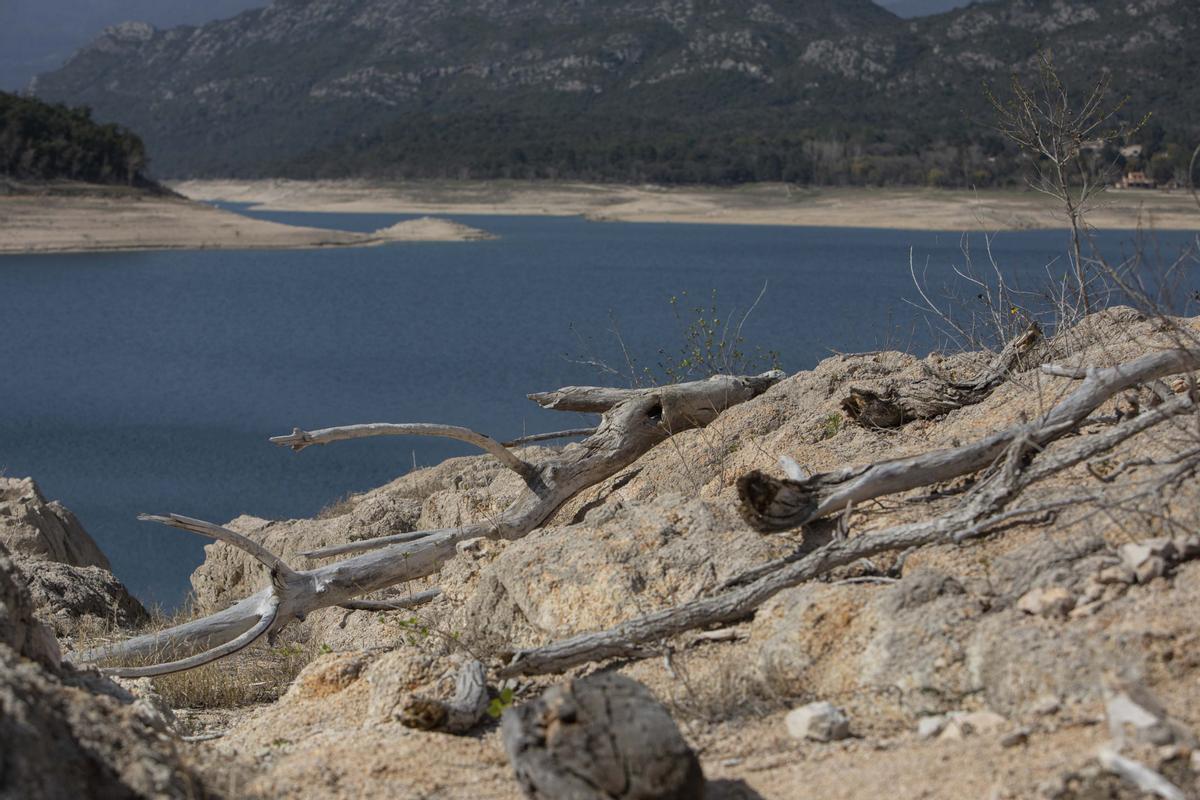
[0,91,149,185]
[31,0,1200,186]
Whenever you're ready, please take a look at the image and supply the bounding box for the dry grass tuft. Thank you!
[316,491,362,520]
[659,643,789,724]
[73,601,323,710]
[150,637,317,709]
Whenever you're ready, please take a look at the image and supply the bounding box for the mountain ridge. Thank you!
[32,0,1200,184]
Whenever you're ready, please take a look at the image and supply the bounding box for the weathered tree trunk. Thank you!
[499,352,1199,678]
[502,673,705,800]
[741,348,1200,532]
[400,659,489,735]
[75,371,783,677]
[841,322,1042,428]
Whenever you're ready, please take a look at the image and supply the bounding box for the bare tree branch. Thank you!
[73,371,784,675]
[740,348,1200,532]
[270,423,533,478]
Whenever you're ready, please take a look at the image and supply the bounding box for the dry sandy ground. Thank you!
[0,187,493,254]
[176,178,1200,231]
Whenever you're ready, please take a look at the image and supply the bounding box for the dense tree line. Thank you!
[277,110,1196,190]
[0,91,149,185]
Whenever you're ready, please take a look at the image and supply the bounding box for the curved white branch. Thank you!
[101,595,280,679]
[270,423,532,477]
[139,513,298,579]
[79,372,784,675]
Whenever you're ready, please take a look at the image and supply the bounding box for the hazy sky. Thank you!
[0,0,973,91]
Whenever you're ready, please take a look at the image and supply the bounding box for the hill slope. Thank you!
[0,0,267,91]
[31,0,1200,184]
[0,91,150,185]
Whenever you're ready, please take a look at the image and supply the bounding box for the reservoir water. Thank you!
[1,210,1195,608]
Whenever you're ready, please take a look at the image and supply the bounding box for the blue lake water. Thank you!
[1,210,1196,608]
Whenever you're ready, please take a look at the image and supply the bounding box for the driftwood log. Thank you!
[74,371,783,677]
[841,322,1042,428]
[400,659,490,735]
[740,347,1200,532]
[502,673,704,800]
[499,348,1199,677]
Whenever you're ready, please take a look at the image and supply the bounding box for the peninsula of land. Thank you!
[0,182,493,255]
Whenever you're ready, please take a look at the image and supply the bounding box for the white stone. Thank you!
[1173,535,1200,560]
[1106,690,1168,744]
[959,710,1007,735]
[1134,556,1168,585]
[1032,695,1061,716]
[917,715,947,739]
[1120,539,1177,573]
[455,537,485,556]
[1016,587,1075,618]
[786,701,850,742]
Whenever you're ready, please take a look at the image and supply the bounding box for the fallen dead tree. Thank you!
[841,322,1042,428]
[740,347,1200,532]
[499,348,1200,677]
[73,371,783,677]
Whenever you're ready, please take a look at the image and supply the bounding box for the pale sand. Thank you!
[175,179,1200,231]
[0,191,493,255]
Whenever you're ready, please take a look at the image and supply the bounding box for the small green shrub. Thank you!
[820,412,842,441]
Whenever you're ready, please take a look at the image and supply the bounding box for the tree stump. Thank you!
[502,673,705,800]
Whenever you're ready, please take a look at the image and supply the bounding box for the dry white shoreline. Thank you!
[0,190,494,255]
[175,178,1200,232]
[2,180,1193,255]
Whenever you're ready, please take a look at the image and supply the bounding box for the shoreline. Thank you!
[0,186,494,255]
[2,180,1194,255]
[175,179,1200,232]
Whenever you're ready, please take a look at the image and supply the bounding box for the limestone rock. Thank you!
[0,550,206,798]
[0,544,60,668]
[452,495,785,653]
[112,677,179,733]
[933,710,1005,741]
[1033,695,1062,717]
[1173,535,1200,561]
[502,673,704,800]
[1119,539,1177,584]
[1000,728,1030,748]
[1016,587,1076,618]
[917,715,947,739]
[786,701,850,742]
[1097,565,1135,585]
[0,478,147,637]
[0,477,108,568]
[19,558,149,635]
[1105,683,1196,748]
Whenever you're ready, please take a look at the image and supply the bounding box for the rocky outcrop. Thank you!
[0,546,207,799]
[23,560,149,633]
[445,494,790,654]
[92,308,1200,798]
[0,544,61,669]
[0,477,108,568]
[0,477,148,637]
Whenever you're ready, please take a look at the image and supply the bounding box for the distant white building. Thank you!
[1118,170,1155,189]
[1120,144,1144,159]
